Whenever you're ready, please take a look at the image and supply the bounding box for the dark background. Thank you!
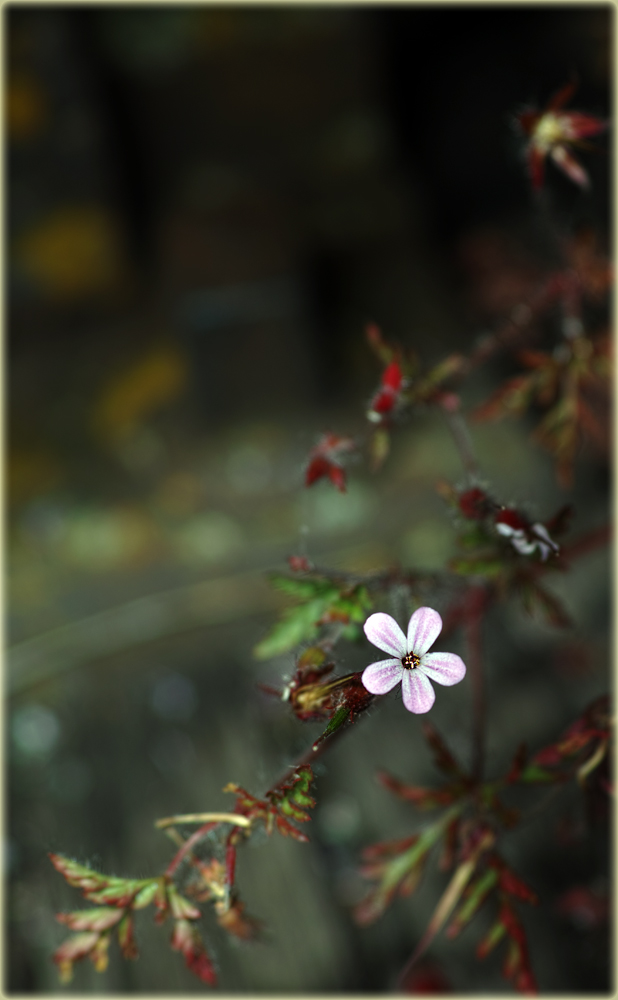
[7,5,611,993]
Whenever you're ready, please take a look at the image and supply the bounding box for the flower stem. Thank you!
[440,402,480,481]
[165,822,219,879]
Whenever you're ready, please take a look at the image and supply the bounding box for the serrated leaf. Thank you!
[405,827,495,971]
[355,808,459,925]
[477,916,508,958]
[133,880,161,909]
[48,854,109,892]
[89,932,111,973]
[117,913,139,959]
[254,595,335,659]
[56,908,124,933]
[168,885,201,921]
[446,867,499,938]
[53,931,100,982]
[171,919,217,985]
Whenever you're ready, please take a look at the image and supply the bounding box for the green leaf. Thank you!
[458,525,493,550]
[356,807,460,925]
[168,885,201,921]
[254,595,336,659]
[132,880,161,909]
[56,908,124,933]
[450,556,504,577]
[447,867,499,938]
[49,854,109,892]
[518,763,557,784]
[477,915,508,958]
[117,913,138,959]
[84,880,144,907]
[319,705,350,740]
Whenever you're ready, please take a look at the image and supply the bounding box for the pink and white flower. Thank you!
[361,608,466,714]
[516,83,607,191]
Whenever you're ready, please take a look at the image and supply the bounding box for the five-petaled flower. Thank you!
[517,83,606,190]
[361,608,466,714]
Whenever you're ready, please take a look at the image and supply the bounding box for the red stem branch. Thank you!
[165,822,219,879]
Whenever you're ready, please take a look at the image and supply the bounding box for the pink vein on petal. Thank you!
[401,670,435,714]
[420,652,467,687]
[364,613,407,657]
[361,659,403,695]
[407,607,443,657]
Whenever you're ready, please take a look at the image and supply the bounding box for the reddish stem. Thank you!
[225,842,237,889]
[165,822,218,879]
[559,524,611,563]
[441,404,480,480]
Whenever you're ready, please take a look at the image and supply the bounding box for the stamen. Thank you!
[401,652,420,669]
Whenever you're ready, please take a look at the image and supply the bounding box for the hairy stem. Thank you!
[440,401,480,481]
[165,822,220,879]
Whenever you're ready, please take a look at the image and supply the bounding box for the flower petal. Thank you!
[550,145,589,188]
[420,652,467,687]
[407,607,443,657]
[362,659,403,695]
[401,670,435,714]
[364,613,407,657]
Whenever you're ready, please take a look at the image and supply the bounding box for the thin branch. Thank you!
[440,401,481,481]
[165,822,220,879]
[558,524,612,563]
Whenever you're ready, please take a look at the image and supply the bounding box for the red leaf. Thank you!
[171,919,217,986]
[548,81,577,111]
[498,868,539,905]
[117,913,139,960]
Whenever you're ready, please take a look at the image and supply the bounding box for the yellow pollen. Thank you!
[532,113,568,151]
[402,652,420,669]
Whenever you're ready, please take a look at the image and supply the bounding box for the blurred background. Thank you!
[6,5,611,993]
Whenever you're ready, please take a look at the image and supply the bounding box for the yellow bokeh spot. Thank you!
[7,73,47,141]
[15,206,125,299]
[92,346,187,441]
[8,448,62,507]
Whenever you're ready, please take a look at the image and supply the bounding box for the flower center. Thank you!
[532,112,566,150]
[401,652,420,670]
